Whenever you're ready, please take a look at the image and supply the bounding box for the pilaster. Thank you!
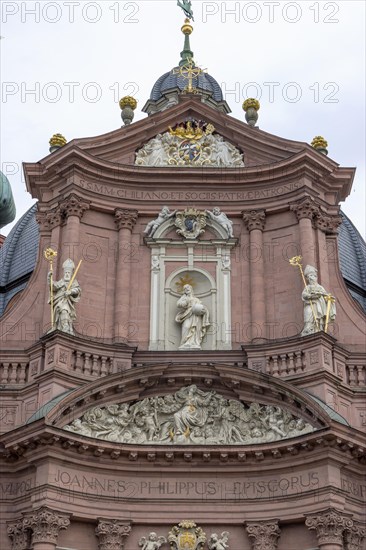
[7,519,31,550]
[290,197,319,267]
[344,522,366,550]
[24,507,70,550]
[242,210,266,341]
[114,208,138,342]
[95,519,131,550]
[245,520,281,550]
[305,508,353,550]
[59,193,90,263]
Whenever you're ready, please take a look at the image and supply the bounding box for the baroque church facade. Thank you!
[1,13,365,550]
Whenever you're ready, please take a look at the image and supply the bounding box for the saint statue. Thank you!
[177,0,194,21]
[175,284,210,350]
[206,207,234,238]
[144,206,176,237]
[301,265,336,336]
[48,258,81,335]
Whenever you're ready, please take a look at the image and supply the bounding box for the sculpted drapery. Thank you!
[175,284,210,350]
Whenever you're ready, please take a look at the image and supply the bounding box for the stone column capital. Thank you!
[290,196,320,220]
[36,207,64,230]
[95,519,131,550]
[7,518,31,550]
[344,522,366,550]
[245,521,281,550]
[314,212,342,235]
[114,208,138,231]
[305,508,353,547]
[24,507,70,545]
[59,193,90,220]
[242,209,266,232]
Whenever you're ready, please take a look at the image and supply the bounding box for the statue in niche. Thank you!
[143,206,176,237]
[208,533,230,550]
[175,284,210,350]
[48,258,81,335]
[301,265,336,336]
[206,207,234,238]
[139,533,167,550]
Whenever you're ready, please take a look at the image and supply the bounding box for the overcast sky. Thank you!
[1,0,365,237]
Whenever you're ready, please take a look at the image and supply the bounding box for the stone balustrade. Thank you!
[0,361,29,385]
[346,363,366,386]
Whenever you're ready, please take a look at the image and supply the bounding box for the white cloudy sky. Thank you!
[1,0,365,237]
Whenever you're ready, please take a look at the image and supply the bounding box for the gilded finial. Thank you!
[311,136,328,155]
[119,96,138,126]
[49,133,67,153]
[181,18,193,35]
[243,98,260,127]
[119,96,137,110]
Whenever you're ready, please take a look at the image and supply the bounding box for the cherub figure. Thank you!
[208,532,230,550]
[144,206,176,237]
[206,207,234,238]
[139,532,167,550]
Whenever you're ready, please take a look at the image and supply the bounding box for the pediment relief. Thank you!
[135,120,244,168]
[63,384,315,446]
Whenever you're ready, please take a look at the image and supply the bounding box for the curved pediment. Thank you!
[40,364,335,448]
[63,384,315,446]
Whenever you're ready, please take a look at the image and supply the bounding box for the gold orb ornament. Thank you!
[311,136,328,149]
[181,18,193,35]
[49,133,67,147]
[119,96,137,110]
[243,98,260,112]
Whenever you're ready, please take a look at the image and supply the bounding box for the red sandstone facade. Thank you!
[1,96,365,550]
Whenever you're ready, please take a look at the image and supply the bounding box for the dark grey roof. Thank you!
[338,211,366,312]
[304,391,350,426]
[26,390,74,424]
[150,69,224,102]
[0,204,39,316]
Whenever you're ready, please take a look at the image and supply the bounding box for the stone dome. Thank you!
[150,68,224,102]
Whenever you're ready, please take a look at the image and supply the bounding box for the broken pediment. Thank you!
[63,384,315,445]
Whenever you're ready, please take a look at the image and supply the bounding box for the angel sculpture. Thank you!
[208,532,230,550]
[139,533,167,550]
[177,0,194,21]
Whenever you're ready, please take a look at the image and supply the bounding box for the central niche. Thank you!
[146,206,236,351]
[166,269,215,351]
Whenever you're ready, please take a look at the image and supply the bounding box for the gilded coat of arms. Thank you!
[175,208,207,239]
[168,521,206,550]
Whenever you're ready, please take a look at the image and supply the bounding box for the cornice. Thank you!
[0,421,364,467]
